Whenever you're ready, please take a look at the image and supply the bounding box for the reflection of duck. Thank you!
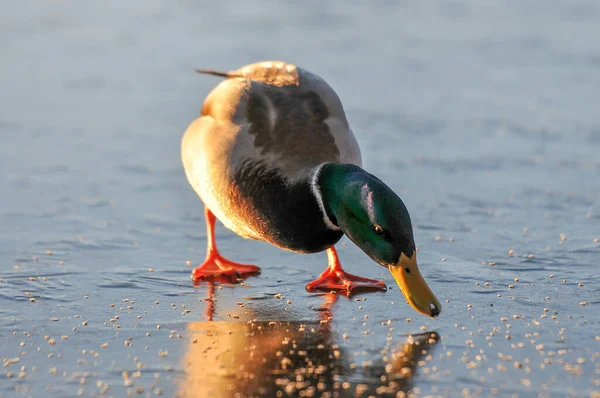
[178,287,439,397]
[181,61,440,317]
[366,331,440,396]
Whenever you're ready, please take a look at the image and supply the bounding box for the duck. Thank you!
[181,61,441,317]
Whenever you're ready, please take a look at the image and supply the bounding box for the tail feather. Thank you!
[195,69,243,78]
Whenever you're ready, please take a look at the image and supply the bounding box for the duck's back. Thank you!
[181,61,358,251]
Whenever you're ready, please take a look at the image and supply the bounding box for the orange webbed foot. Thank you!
[305,247,387,295]
[192,208,260,283]
[192,251,261,283]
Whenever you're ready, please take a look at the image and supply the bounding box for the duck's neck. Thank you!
[310,164,341,231]
[310,163,366,231]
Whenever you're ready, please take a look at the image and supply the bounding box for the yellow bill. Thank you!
[388,252,441,317]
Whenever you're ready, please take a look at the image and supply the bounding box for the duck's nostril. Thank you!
[429,302,440,317]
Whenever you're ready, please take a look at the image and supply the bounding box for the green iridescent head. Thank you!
[317,163,441,317]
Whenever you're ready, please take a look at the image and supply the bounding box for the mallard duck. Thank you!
[181,61,441,317]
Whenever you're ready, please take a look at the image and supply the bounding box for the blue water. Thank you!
[1,1,599,397]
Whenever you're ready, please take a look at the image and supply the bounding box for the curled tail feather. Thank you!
[195,69,243,79]
[196,61,299,87]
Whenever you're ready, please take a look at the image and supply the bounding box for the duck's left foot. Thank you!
[192,207,261,283]
[305,247,387,294]
[192,251,261,283]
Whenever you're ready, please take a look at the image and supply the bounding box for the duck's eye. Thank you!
[373,224,385,236]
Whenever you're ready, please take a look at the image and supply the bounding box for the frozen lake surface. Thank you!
[1,1,599,397]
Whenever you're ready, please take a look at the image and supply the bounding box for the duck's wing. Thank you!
[183,62,359,242]
[197,61,362,179]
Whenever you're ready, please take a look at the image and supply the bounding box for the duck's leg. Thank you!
[305,247,387,294]
[192,207,261,283]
